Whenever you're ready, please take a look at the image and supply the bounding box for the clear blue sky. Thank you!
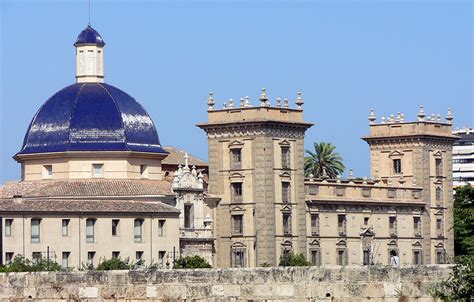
[1,0,472,183]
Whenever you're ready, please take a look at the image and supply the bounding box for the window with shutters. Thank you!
[389,217,397,237]
[282,182,290,203]
[158,220,166,236]
[112,219,119,236]
[311,214,319,236]
[134,219,144,242]
[231,182,243,203]
[62,252,70,268]
[413,217,422,237]
[87,50,94,74]
[232,215,243,235]
[435,158,443,176]
[283,213,292,235]
[97,50,102,74]
[230,149,242,170]
[337,215,346,236]
[393,159,402,174]
[62,219,70,236]
[337,249,348,266]
[31,219,41,243]
[5,219,13,237]
[78,50,85,74]
[310,249,321,266]
[86,219,95,243]
[87,251,95,266]
[231,247,246,268]
[413,250,422,265]
[281,147,290,169]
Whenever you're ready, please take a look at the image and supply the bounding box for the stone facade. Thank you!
[197,90,313,267]
[0,266,452,301]
[199,95,457,268]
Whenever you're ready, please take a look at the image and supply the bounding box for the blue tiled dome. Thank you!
[16,83,167,156]
[74,25,105,46]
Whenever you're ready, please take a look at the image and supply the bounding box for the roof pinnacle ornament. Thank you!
[284,98,289,108]
[446,108,453,124]
[244,96,252,107]
[368,109,376,124]
[276,97,282,108]
[417,106,425,121]
[207,92,215,110]
[259,88,269,107]
[296,92,304,110]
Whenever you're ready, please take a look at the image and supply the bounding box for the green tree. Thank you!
[278,252,310,267]
[173,255,212,269]
[95,257,143,270]
[430,255,473,301]
[304,142,345,178]
[453,185,474,256]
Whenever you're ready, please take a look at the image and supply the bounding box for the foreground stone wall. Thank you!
[0,265,451,301]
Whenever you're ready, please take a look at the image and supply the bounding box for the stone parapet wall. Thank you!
[0,265,451,301]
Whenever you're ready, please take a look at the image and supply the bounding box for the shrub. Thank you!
[173,255,212,269]
[95,257,144,270]
[0,255,63,272]
[279,252,310,266]
[429,255,473,301]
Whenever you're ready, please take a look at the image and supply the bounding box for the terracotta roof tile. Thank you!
[0,198,179,214]
[162,146,207,167]
[0,179,173,198]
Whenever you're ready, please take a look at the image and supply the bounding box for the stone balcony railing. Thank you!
[305,178,424,205]
[180,228,214,240]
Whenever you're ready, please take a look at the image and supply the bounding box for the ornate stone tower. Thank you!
[363,108,458,263]
[198,90,313,267]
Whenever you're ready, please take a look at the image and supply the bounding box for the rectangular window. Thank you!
[134,219,143,242]
[43,165,53,178]
[393,159,402,174]
[413,217,422,237]
[311,214,319,236]
[435,158,443,176]
[5,219,13,236]
[87,251,95,266]
[363,250,370,265]
[62,252,70,268]
[112,219,119,236]
[337,215,346,236]
[136,251,144,261]
[436,187,443,202]
[362,188,371,198]
[87,50,94,75]
[112,251,120,258]
[310,249,320,266]
[32,252,41,263]
[283,213,292,235]
[140,165,148,178]
[184,204,193,228]
[232,215,243,235]
[86,219,95,243]
[230,149,242,169]
[5,252,14,264]
[364,217,369,226]
[337,249,347,266]
[92,164,103,177]
[158,251,166,266]
[97,50,102,74]
[232,249,245,268]
[158,220,166,236]
[389,217,397,237]
[282,182,290,203]
[62,219,70,236]
[79,50,85,74]
[436,250,445,264]
[413,250,422,265]
[31,219,41,243]
[231,182,243,203]
[437,218,443,237]
[281,147,290,169]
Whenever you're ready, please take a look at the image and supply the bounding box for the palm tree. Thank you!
[304,142,345,178]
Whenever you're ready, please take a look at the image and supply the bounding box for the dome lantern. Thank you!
[75,25,105,83]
